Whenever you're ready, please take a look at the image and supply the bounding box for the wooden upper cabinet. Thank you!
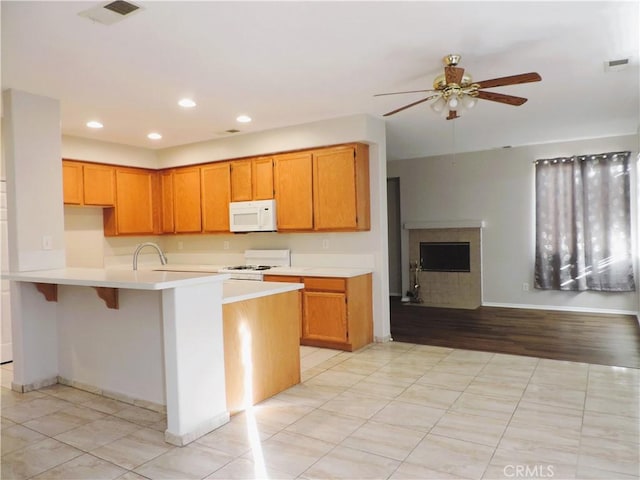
[104,168,156,236]
[173,167,202,233]
[83,164,115,206]
[62,161,83,205]
[160,170,175,233]
[252,157,274,200]
[230,157,274,201]
[313,143,370,231]
[201,162,231,232]
[274,152,313,231]
[230,160,252,202]
[62,160,115,206]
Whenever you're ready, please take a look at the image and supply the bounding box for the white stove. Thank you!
[218,249,290,280]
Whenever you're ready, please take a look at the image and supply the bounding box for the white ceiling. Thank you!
[2,1,638,160]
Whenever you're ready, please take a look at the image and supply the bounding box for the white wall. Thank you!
[62,135,158,169]
[388,134,639,315]
[3,90,65,271]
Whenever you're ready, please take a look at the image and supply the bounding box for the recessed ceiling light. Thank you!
[178,98,196,108]
[236,115,252,123]
[86,121,103,129]
[147,132,162,140]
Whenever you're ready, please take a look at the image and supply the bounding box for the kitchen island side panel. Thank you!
[56,286,166,405]
[222,289,301,414]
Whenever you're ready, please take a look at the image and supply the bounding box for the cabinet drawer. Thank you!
[303,276,345,292]
[264,275,302,283]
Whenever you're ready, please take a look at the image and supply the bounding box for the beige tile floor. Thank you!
[1,343,638,480]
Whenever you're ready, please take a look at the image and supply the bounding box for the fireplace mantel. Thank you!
[403,220,485,230]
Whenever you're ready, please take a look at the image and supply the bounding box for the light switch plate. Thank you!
[42,235,53,250]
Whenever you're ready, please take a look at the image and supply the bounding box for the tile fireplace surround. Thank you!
[407,224,482,309]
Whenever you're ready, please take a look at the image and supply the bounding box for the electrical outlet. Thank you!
[42,235,53,250]
[322,239,329,250]
[223,241,229,250]
[177,241,184,250]
[522,282,530,291]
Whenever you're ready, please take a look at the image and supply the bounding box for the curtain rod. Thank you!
[533,151,630,164]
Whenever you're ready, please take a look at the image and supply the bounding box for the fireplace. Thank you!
[407,225,482,309]
[420,242,471,272]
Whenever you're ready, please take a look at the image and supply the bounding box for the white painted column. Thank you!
[10,283,59,391]
[3,89,64,387]
[162,281,229,446]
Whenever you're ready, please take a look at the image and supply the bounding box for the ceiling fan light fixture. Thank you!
[448,95,459,109]
[430,96,447,113]
[461,94,477,110]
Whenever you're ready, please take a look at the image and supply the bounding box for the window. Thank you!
[534,151,635,292]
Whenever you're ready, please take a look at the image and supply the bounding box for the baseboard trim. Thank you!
[482,302,638,316]
[374,334,392,343]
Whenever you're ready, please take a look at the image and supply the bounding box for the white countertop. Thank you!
[222,279,303,304]
[151,264,372,278]
[266,266,372,277]
[1,267,230,290]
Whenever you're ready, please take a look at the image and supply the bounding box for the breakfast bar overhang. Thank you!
[3,268,233,446]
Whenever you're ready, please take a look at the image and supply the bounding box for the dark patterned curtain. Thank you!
[535,151,635,292]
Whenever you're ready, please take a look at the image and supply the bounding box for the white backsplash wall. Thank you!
[64,206,106,268]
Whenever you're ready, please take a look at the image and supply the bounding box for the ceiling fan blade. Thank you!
[475,72,541,89]
[445,66,465,85]
[476,90,528,106]
[374,89,437,97]
[383,94,440,116]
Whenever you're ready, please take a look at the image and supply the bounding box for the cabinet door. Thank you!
[114,169,155,234]
[201,162,231,232]
[313,146,358,230]
[160,171,174,233]
[230,160,252,202]
[252,157,274,200]
[302,291,348,343]
[274,152,313,230]
[83,164,115,206]
[62,161,83,205]
[173,167,202,233]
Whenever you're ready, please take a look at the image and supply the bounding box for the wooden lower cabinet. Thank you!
[264,273,372,352]
[303,290,348,344]
[222,290,301,414]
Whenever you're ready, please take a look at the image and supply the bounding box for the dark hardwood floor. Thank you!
[390,298,640,368]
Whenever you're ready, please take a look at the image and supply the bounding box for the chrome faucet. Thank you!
[133,242,168,271]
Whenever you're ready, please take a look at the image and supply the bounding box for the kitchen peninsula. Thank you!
[2,268,303,446]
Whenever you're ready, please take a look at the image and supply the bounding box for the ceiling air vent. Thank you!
[103,1,139,16]
[78,1,143,25]
[604,58,630,72]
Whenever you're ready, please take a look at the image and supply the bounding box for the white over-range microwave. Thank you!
[229,199,277,232]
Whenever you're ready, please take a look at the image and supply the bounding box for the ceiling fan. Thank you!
[375,54,542,120]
